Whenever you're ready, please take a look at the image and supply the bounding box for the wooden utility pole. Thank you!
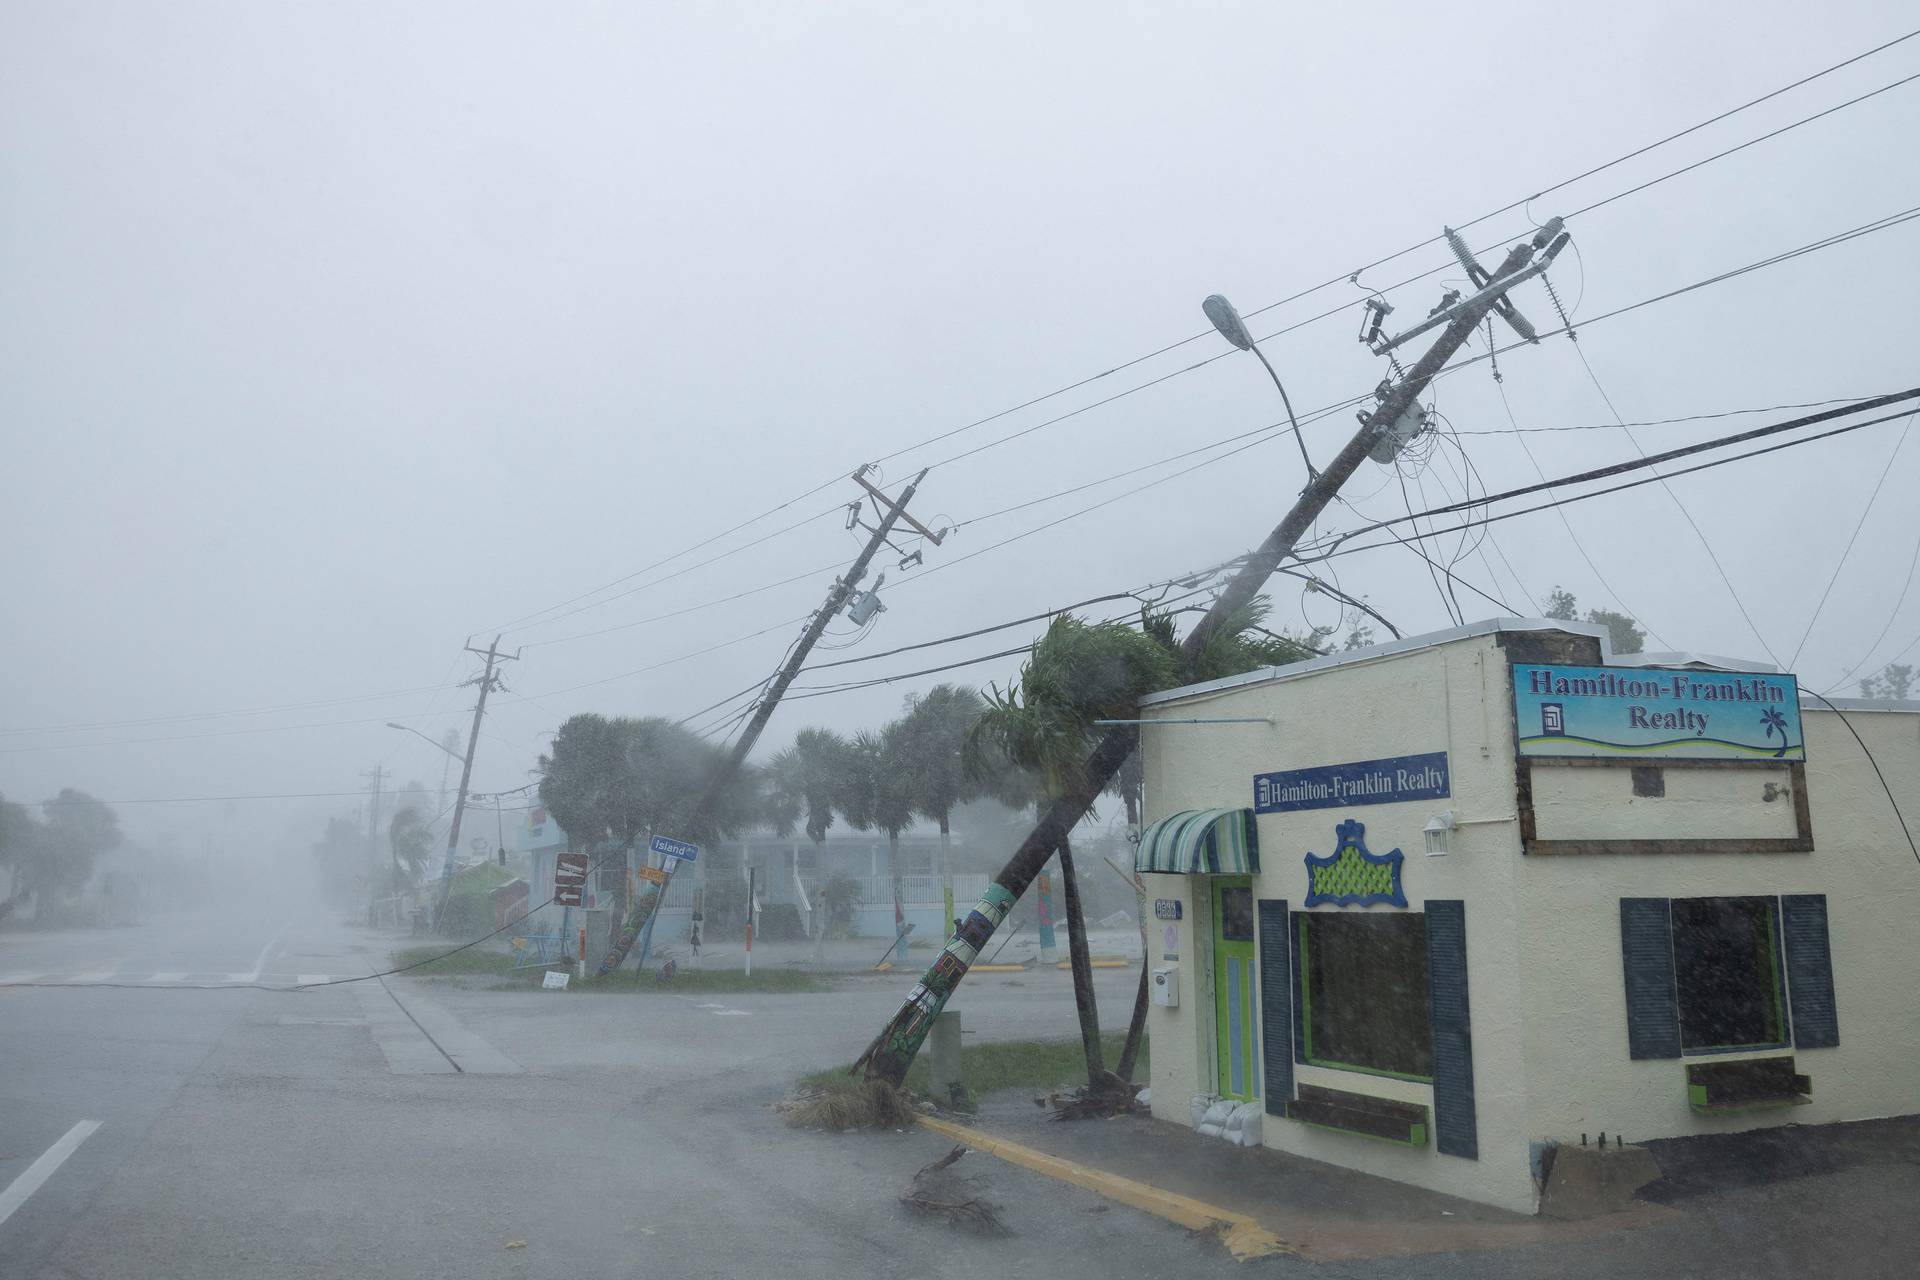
[594,468,937,976]
[432,635,517,930]
[861,224,1567,1084]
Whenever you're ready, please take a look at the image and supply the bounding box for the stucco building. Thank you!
[1135,617,1919,1214]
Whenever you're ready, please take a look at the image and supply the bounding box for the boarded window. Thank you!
[1671,896,1788,1052]
[1297,912,1433,1081]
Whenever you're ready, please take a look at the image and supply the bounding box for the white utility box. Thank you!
[1150,965,1179,1007]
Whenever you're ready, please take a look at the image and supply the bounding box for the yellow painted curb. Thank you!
[917,1115,1291,1261]
[970,963,1028,972]
[1055,957,1132,969]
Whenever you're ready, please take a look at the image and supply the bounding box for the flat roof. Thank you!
[1141,616,1917,715]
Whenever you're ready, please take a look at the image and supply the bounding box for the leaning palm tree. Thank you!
[767,728,848,952]
[968,615,1180,1090]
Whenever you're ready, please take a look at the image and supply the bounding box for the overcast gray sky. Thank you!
[4,1,1918,856]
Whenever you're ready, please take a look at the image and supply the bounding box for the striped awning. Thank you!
[1135,808,1260,875]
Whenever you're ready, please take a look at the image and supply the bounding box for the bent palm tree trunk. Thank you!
[1055,836,1103,1081]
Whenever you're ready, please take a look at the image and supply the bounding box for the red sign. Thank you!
[554,852,588,907]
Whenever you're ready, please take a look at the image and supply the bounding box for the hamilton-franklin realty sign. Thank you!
[1253,751,1450,814]
[1512,663,1804,761]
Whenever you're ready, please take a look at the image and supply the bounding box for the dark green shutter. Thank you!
[1290,910,1307,1065]
[1781,894,1839,1048]
[1620,898,1681,1059]
[1257,900,1292,1117]
[1424,900,1477,1159]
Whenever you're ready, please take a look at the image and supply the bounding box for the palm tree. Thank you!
[767,728,849,953]
[837,723,919,957]
[387,806,435,895]
[898,685,985,930]
[967,615,1179,1089]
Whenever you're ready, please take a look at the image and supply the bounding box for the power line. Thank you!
[0,680,459,738]
[467,39,1920,640]
[497,504,844,640]
[1305,406,1920,571]
[519,557,850,649]
[1564,334,1784,667]
[1824,494,1920,692]
[1787,410,1917,670]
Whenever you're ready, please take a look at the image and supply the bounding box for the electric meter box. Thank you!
[1150,965,1179,1008]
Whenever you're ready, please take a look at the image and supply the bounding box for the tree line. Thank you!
[0,788,123,924]
[537,596,1327,1091]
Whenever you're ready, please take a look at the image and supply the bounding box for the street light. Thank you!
[1203,293,1317,479]
[386,722,467,763]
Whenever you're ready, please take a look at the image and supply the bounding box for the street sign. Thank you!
[636,865,669,886]
[554,852,588,907]
[542,970,570,990]
[649,834,700,862]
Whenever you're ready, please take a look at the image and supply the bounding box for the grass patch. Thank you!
[486,965,826,994]
[389,946,824,992]
[799,1032,1148,1100]
[388,946,518,976]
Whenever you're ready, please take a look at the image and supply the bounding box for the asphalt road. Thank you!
[6,908,1916,1279]
[0,907,1188,1280]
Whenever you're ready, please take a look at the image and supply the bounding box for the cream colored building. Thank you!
[1136,617,1920,1214]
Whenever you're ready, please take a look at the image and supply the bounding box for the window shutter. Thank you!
[1781,894,1839,1049]
[1289,909,1307,1065]
[1619,898,1681,1060]
[1257,900,1293,1117]
[1424,900,1477,1159]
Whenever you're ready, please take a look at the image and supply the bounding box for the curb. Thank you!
[916,1115,1291,1261]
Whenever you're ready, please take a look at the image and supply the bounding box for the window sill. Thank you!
[1686,1058,1811,1113]
[1286,1083,1429,1147]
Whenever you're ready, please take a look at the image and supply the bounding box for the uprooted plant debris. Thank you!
[900,1146,1008,1235]
[1037,1068,1146,1121]
[778,1078,925,1131]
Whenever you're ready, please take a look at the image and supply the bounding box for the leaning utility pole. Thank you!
[432,635,518,930]
[860,220,1570,1084]
[594,467,940,975]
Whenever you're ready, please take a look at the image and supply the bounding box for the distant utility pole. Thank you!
[432,635,519,931]
[861,220,1571,1084]
[595,467,940,975]
[360,763,386,925]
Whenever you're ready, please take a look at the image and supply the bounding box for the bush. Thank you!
[819,873,861,938]
[758,902,805,942]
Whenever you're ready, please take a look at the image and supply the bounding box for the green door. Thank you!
[1212,877,1258,1101]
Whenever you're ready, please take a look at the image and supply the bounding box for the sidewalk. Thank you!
[950,1096,1665,1264]
[943,1100,1920,1269]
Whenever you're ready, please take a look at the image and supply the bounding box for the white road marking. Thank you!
[69,972,117,984]
[0,974,46,984]
[295,974,330,986]
[149,972,188,983]
[713,1009,752,1016]
[222,973,254,984]
[0,1120,101,1229]
[248,919,292,983]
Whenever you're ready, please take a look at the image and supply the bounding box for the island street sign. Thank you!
[554,851,588,907]
[1512,663,1803,761]
[1254,751,1450,814]
[649,834,700,862]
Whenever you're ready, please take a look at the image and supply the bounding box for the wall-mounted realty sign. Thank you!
[1254,751,1450,814]
[1512,664,1804,761]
